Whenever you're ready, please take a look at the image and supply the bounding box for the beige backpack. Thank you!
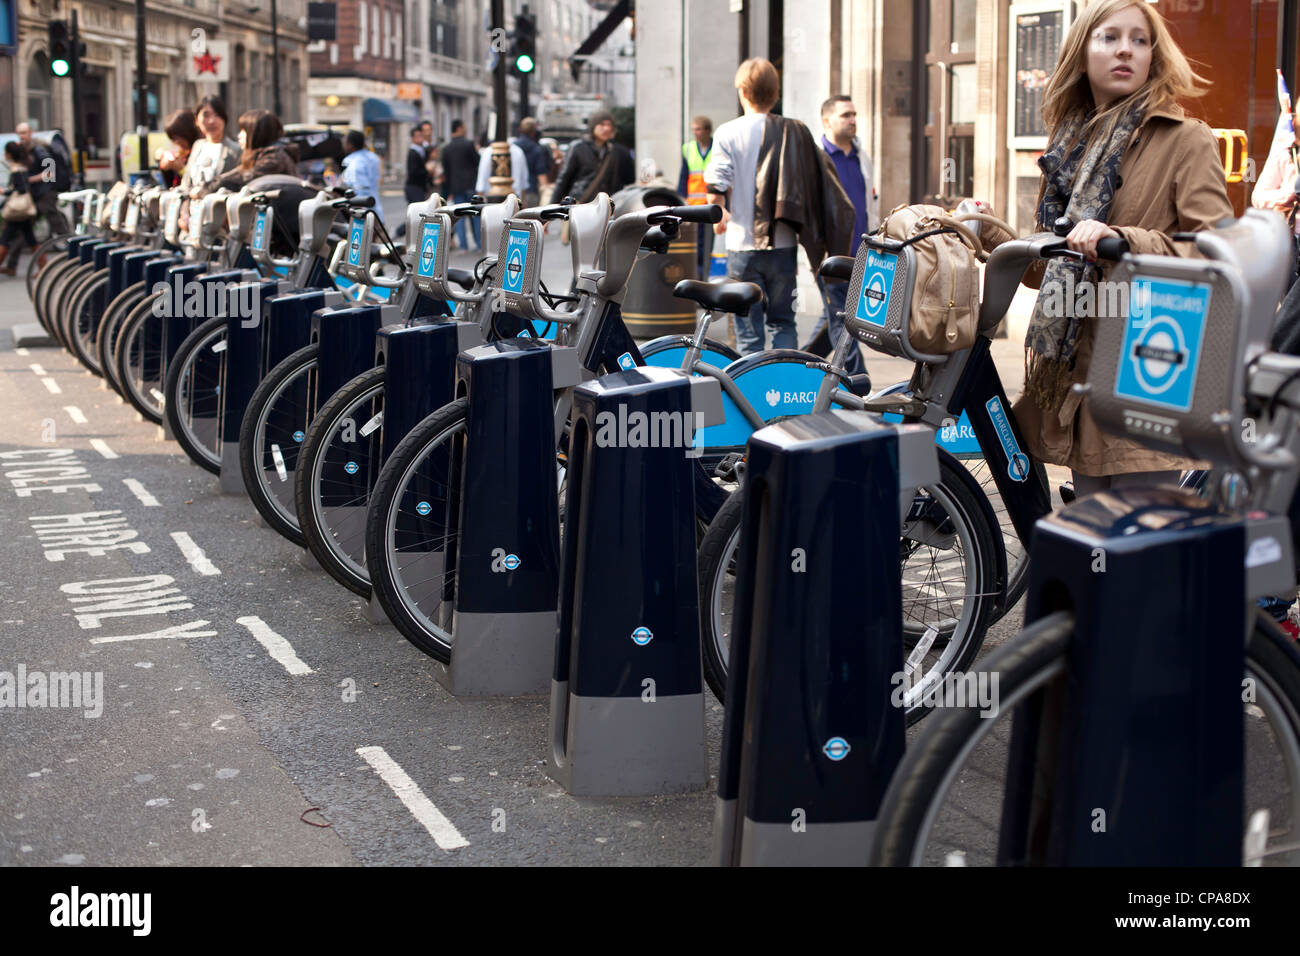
[877,203,983,355]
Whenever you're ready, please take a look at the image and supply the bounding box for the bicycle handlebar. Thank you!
[648,204,723,225]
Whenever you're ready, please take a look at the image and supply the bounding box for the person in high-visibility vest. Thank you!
[677,115,715,279]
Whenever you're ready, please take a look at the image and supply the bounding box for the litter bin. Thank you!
[611,183,700,337]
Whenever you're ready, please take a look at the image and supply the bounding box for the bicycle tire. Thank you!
[26,234,68,302]
[98,281,148,395]
[162,315,227,474]
[65,272,110,376]
[114,292,166,423]
[296,365,386,597]
[47,261,94,350]
[366,397,470,663]
[34,254,80,335]
[868,611,1300,866]
[55,266,98,365]
[697,448,1001,721]
[964,457,1045,621]
[238,344,319,547]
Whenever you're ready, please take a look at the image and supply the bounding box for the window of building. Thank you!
[917,0,975,203]
[26,52,52,129]
[435,23,444,55]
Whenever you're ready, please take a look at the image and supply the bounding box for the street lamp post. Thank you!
[271,0,283,117]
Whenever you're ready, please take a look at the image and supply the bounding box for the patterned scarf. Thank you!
[1025,103,1144,410]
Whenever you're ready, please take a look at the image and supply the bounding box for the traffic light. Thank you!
[512,11,536,75]
[49,21,71,78]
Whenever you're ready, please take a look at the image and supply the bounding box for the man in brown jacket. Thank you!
[705,58,854,354]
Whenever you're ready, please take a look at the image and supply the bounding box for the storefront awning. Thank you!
[363,97,420,124]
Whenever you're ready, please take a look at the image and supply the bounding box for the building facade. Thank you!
[639,0,1294,236]
[7,0,309,155]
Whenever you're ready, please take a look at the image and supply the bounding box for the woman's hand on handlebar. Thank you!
[1065,218,1120,262]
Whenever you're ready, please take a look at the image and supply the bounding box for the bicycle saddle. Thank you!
[672,279,763,315]
[820,255,854,282]
[447,267,475,290]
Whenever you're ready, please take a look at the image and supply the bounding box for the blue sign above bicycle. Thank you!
[503,228,529,295]
[855,248,897,329]
[1114,276,1211,414]
[252,210,269,252]
[418,221,440,278]
[348,216,365,267]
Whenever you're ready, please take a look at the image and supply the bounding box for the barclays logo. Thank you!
[823,737,851,761]
[631,626,653,646]
[765,388,780,407]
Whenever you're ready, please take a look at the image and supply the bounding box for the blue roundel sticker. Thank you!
[823,737,851,761]
[631,626,653,646]
[503,553,521,570]
[415,501,432,516]
[292,430,305,442]
[344,461,359,475]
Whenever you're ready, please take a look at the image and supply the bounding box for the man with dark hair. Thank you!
[441,118,481,250]
[807,94,879,374]
[16,121,69,235]
[342,129,383,220]
[405,124,430,203]
[514,116,549,208]
[553,110,635,204]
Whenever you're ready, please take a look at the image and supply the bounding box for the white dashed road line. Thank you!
[89,438,118,459]
[41,378,61,394]
[170,531,221,576]
[355,746,470,851]
[123,478,160,507]
[29,363,46,375]
[64,406,88,424]
[236,616,314,676]
[16,347,30,356]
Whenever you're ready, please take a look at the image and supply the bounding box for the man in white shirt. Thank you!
[476,139,529,199]
[705,58,799,354]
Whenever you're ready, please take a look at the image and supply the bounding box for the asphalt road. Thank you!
[0,232,1040,867]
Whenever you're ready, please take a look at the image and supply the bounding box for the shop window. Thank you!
[26,52,52,129]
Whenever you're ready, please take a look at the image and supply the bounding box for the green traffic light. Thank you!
[516,53,535,74]
[51,58,71,77]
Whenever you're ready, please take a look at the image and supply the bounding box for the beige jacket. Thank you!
[1012,104,1234,476]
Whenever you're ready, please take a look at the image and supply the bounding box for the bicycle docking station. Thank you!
[547,365,725,796]
[997,219,1296,865]
[714,411,937,866]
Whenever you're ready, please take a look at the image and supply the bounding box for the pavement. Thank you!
[0,218,1052,867]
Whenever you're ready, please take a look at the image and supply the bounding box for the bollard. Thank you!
[425,339,580,693]
[713,411,937,866]
[997,488,1281,865]
[216,278,283,493]
[548,365,724,795]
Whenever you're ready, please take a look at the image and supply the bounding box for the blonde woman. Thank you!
[1012,0,1232,495]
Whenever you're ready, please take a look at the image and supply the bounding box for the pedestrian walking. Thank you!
[441,119,481,250]
[405,124,431,203]
[553,110,635,204]
[15,121,70,236]
[515,117,550,209]
[341,130,383,222]
[0,141,39,275]
[807,95,879,375]
[678,115,715,280]
[705,58,854,354]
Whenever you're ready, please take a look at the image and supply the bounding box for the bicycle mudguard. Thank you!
[639,334,740,371]
[690,349,840,450]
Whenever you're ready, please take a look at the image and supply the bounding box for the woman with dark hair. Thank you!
[0,141,39,275]
[157,108,202,188]
[215,109,297,190]
[183,94,241,195]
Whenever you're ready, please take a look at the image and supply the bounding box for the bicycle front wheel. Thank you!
[869,611,1300,866]
[697,448,1001,719]
[114,293,166,423]
[296,366,386,597]
[163,316,228,474]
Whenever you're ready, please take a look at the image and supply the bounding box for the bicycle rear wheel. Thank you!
[868,611,1300,866]
[98,281,148,395]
